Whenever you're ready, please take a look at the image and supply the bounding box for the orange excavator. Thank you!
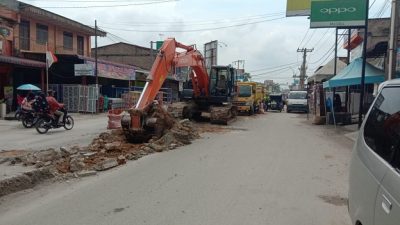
[121,38,237,142]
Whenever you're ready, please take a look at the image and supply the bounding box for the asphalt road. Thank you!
[0,113,108,151]
[0,112,353,225]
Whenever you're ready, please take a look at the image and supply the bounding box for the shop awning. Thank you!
[323,58,385,88]
[0,55,46,68]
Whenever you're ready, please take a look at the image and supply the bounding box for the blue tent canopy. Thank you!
[323,58,385,88]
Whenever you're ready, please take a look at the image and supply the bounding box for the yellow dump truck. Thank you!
[234,82,265,115]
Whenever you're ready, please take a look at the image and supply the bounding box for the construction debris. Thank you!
[94,158,119,171]
[0,109,244,199]
[3,114,201,176]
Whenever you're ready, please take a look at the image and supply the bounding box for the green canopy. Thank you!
[323,58,385,88]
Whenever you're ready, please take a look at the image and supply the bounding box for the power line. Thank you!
[251,67,294,77]
[98,16,286,33]
[36,0,179,8]
[302,29,317,47]
[374,0,390,17]
[369,0,378,9]
[23,0,168,2]
[309,29,346,64]
[99,12,285,27]
[247,62,298,73]
[297,28,310,49]
[310,29,330,50]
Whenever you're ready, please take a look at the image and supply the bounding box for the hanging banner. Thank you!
[286,0,311,17]
[310,0,367,28]
[82,58,136,81]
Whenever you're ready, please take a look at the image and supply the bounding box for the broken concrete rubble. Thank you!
[0,109,236,198]
[70,157,86,172]
[76,170,97,178]
[94,158,119,171]
[0,168,54,197]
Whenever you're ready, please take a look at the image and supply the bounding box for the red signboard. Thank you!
[343,29,363,50]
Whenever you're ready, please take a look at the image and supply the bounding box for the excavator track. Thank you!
[210,105,237,125]
[167,102,191,118]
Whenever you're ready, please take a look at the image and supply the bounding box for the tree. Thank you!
[243,73,251,81]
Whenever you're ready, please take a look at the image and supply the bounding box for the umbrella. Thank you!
[17,84,41,91]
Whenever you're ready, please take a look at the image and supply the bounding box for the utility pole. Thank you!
[94,20,98,114]
[94,20,98,86]
[233,60,245,81]
[297,48,313,90]
[359,0,370,128]
[334,28,338,76]
[233,60,245,70]
[150,41,154,59]
[388,0,399,80]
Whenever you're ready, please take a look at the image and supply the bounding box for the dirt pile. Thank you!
[145,119,200,152]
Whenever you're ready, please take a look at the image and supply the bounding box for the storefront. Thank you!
[323,58,385,125]
[0,55,45,110]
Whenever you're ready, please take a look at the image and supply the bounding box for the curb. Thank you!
[0,168,54,198]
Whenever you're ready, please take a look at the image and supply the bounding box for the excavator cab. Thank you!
[208,65,237,103]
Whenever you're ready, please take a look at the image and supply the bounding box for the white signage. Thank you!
[204,40,218,72]
[74,64,94,76]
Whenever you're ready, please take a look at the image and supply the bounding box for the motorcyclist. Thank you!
[46,90,65,125]
[21,92,35,111]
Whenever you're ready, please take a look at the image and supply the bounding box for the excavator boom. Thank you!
[135,38,209,110]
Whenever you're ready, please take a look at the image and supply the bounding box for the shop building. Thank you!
[308,18,396,125]
[0,0,108,112]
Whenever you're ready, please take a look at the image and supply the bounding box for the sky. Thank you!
[18,0,392,85]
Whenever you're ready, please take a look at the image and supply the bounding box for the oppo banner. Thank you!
[310,0,367,28]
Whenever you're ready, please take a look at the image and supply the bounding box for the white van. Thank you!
[286,91,308,113]
[348,79,400,225]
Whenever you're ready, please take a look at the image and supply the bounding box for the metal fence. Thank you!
[63,85,99,113]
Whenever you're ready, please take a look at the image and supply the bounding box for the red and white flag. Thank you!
[46,51,58,68]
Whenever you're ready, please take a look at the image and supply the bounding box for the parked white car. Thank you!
[348,79,400,225]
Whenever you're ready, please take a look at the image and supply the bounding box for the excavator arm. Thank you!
[122,38,210,142]
[135,38,209,109]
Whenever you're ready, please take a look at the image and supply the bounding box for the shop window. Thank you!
[36,24,48,45]
[20,20,30,50]
[364,87,400,164]
[63,32,73,50]
[77,35,84,55]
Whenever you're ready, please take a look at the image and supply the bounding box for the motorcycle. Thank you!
[14,107,22,121]
[21,110,39,128]
[35,108,74,134]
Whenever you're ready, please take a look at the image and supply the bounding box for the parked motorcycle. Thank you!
[35,109,74,134]
[14,107,22,121]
